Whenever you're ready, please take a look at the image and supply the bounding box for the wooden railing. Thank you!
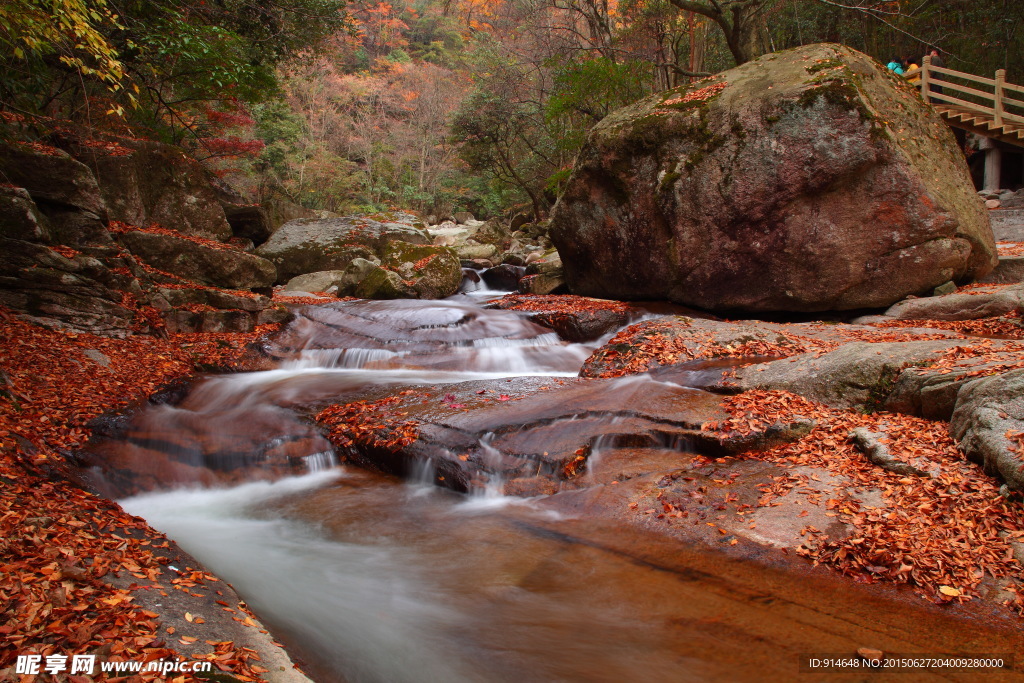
[910,56,1024,131]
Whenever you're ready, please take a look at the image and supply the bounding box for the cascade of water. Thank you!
[303,450,339,472]
[473,432,506,499]
[585,416,624,481]
[284,347,400,370]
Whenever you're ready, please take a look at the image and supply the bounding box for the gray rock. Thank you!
[732,340,964,410]
[82,349,111,367]
[456,244,498,260]
[518,271,566,295]
[0,238,152,336]
[119,230,276,290]
[950,369,1024,493]
[525,251,563,275]
[454,211,475,224]
[67,137,233,241]
[0,186,50,243]
[284,270,350,294]
[256,215,428,282]
[224,204,273,245]
[884,285,1024,320]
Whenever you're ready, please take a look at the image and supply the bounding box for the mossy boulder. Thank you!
[353,267,414,299]
[256,214,430,283]
[550,43,996,312]
[381,241,462,299]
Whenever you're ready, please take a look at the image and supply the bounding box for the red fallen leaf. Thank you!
[498,395,510,401]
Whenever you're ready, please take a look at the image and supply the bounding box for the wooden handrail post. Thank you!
[921,55,931,96]
[995,68,1006,127]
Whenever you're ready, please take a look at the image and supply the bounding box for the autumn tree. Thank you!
[663,0,780,65]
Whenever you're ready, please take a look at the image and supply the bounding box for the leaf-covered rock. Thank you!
[117,228,276,290]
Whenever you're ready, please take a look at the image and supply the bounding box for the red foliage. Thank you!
[15,141,65,157]
[202,136,266,159]
[998,242,1024,257]
[701,390,1024,606]
[316,394,423,452]
[412,254,438,271]
[872,314,1024,340]
[49,245,80,259]
[0,310,281,679]
[75,138,134,157]
[493,294,631,314]
[586,319,833,379]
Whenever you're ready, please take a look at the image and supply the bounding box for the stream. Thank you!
[89,287,1022,682]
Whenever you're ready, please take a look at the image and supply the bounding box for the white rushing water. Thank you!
[113,296,712,682]
[121,472,482,682]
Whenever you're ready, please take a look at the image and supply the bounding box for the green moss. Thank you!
[805,58,845,75]
[864,361,920,413]
[659,169,682,192]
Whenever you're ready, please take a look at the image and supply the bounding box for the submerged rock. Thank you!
[550,43,995,312]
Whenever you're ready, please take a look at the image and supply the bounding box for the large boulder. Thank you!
[0,142,110,245]
[256,215,430,282]
[117,229,276,290]
[63,137,233,241]
[550,43,996,312]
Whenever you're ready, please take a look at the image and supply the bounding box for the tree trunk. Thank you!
[723,9,767,65]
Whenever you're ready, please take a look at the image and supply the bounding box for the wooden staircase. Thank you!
[913,57,1024,148]
[933,104,1024,146]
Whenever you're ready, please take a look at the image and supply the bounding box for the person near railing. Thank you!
[904,57,921,86]
[886,56,905,75]
[924,49,944,103]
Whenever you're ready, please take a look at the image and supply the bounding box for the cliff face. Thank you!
[0,133,286,336]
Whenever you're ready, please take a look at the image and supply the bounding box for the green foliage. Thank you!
[0,0,128,113]
[546,57,650,151]
[0,0,345,139]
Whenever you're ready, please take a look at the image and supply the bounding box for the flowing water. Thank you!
[100,293,1023,682]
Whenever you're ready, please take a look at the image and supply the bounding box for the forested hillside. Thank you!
[2,0,1022,219]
